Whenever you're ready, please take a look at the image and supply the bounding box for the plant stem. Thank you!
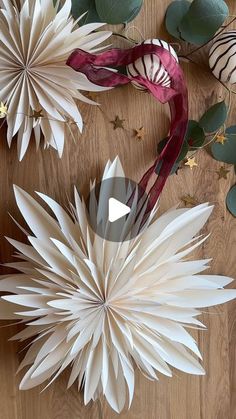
[112,32,138,45]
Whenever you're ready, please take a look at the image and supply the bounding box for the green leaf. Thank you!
[177,140,189,162]
[211,126,236,164]
[165,0,191,39]
[158,137,189,164]
[71,0,101,25]
[179,0,229,45]
[226,185,236,217]
[185,120,205,148]
[199,101,228,133]
[155,160,180,176]
[95,0,143,24]
[157,138,168,155]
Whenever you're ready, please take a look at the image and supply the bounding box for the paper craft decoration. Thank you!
[0,0,111,160]
[0,157,235,413]
[127,39,178,90]
[209,30,236,83]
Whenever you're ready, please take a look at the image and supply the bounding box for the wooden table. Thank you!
[0,1,235,418]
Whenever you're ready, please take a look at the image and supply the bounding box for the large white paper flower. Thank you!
[0,0,111,160]
[0,158,235,413]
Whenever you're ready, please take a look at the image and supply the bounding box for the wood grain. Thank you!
[0,1,236,418]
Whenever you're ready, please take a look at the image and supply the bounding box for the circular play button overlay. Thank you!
[87,177,151,242]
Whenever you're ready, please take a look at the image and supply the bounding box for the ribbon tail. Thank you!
[143,91,188,205]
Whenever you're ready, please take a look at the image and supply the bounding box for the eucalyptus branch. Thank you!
[186,133,218,160]
[185,109,230,159]
[183,16,236,58]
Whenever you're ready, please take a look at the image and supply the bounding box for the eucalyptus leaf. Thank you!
[72,0,101,25]
[185,120,205,148]
[179,0,229,45]
[95,0,143,24]
[199,101,227,133]
[165,0,191,39]
[158,138,168,155]
[226,185,236,217]
[211,126,236,164]
[171,162,180,175]
[155,159,179,176]
[158,137,189,164]
[177,140,189,162]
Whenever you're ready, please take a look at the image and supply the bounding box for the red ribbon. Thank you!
[67,44,188,208]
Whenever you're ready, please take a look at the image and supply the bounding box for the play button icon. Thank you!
[87,176,151,242]
[108,198,131,223]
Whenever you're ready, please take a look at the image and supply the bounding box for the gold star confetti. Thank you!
[135,127,145,141]
[216,134,227,145]
[185,157,198,170]
[217,166,230,180]
[31,109,44,120]
[181,194,199,207]
[0,102,7,118]
[110,116,125,130]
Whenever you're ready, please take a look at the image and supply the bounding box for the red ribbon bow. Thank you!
[67,44,188,209]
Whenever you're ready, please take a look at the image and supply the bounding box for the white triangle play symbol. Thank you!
[108,198,131,223]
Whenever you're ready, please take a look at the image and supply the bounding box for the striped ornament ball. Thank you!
[209,31,236,84]
[127,39,178,90]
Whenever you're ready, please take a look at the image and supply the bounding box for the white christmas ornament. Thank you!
[0,158,235,413]
[209,31,236,84]
[0,0,111,160]
[127,39,178,90]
